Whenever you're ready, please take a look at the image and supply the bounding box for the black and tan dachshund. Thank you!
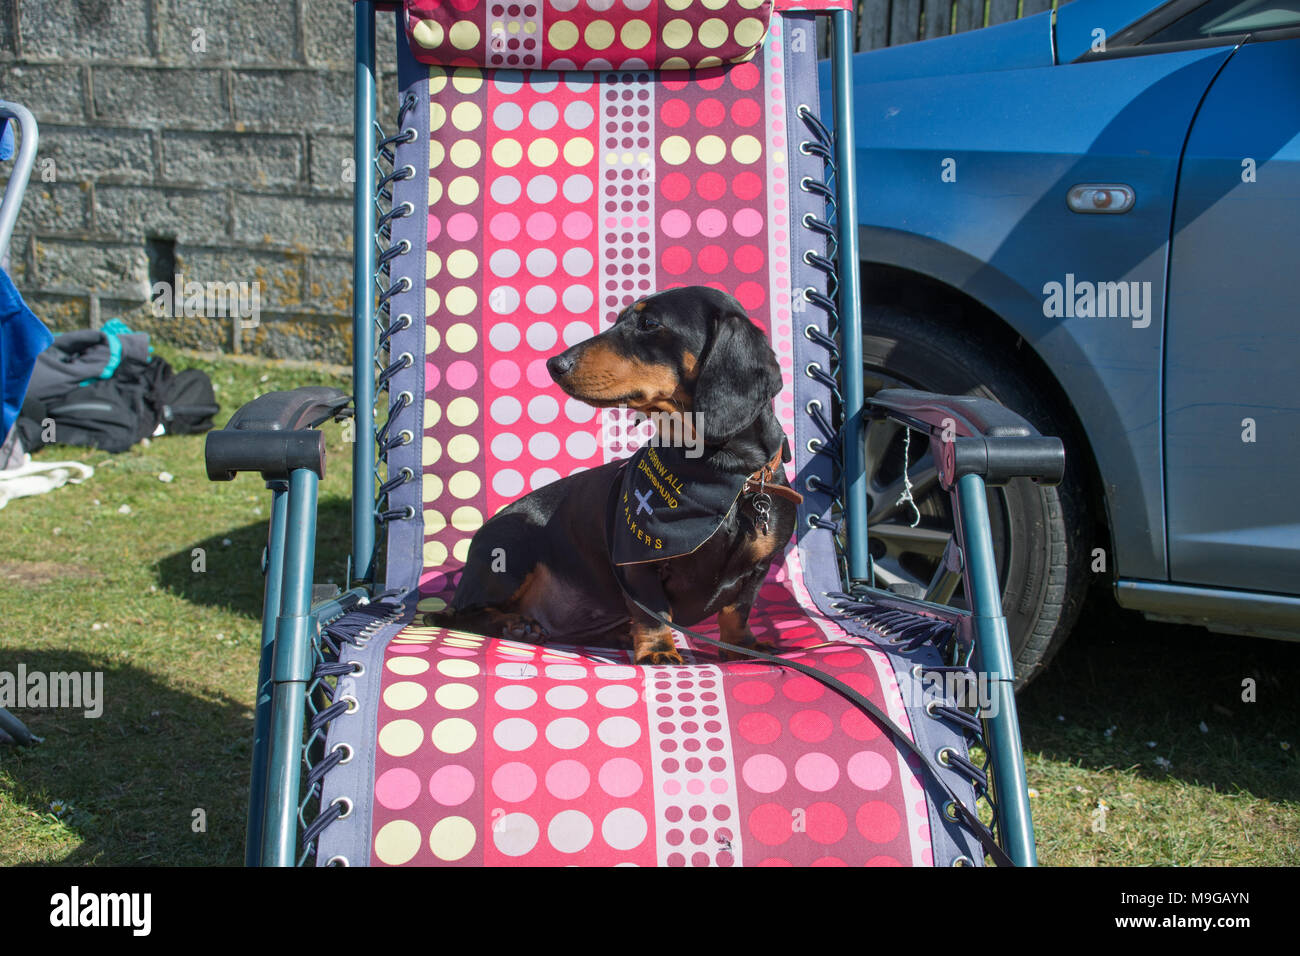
[425,286,801,665]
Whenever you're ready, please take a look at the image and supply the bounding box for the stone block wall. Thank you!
[0,0,400,364]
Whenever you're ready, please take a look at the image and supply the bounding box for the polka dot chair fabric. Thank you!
[405,0,775,72]
[315,7,987,866]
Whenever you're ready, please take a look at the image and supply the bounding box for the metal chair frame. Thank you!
[226,0,1042,866]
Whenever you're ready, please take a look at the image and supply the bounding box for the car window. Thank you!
[1143,0,1300,42]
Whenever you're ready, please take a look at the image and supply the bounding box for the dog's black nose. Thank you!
[547,354,574,380]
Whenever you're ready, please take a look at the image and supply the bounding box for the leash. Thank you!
[603,477,1014,867]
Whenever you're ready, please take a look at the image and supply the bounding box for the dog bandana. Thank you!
[610,444,749,566]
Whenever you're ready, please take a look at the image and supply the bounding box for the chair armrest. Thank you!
[866,388,1065,488]
[205,386,351,482]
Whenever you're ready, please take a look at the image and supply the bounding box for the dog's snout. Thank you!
[547,353,575,380]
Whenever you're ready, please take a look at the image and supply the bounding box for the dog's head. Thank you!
[546,286,783,445]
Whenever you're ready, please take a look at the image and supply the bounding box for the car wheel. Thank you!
[860,304,1090,687]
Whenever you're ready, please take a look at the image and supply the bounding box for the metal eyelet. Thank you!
[925,699,943,717]
[348,661,365,677]
[398,429,414,446]
[398,201,415,217]
[399,351,414,369]
[937,746,956,767]
[403,505,416,520]
[397,390,413,406]
[807,438,822,453]
[340,694,359,715]
[325,855,350,867]
[942,800,960,823]
[402,127,417,143]
[807,399,822,414]
[803,250,818,266]
[330,742,354,765]
[399,466,414,482]
[394,313,412,330]
[805,362,821,379]
[802,212,818,228]
[799,176,815,193]
[799,141,814,155]
[806,514,820,529]
[396,276,412,293]
[796,103,813,120]
[396,238,412,255]
[912,664,925,680]
[400,164,416,180]
[951,855,974,867]
[803,476,821,493]
[803,324,820,340]
[331,796,354,819]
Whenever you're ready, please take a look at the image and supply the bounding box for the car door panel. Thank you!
[849,45,1232,581]
[1165,37,1300,593]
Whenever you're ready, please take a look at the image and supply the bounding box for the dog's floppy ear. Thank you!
[693,303,783,445]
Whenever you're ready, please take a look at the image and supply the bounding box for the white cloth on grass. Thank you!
[0,452,93,509]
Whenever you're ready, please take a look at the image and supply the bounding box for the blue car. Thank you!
[826,0,1300,683]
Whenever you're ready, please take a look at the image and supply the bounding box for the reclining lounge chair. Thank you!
[206,0,1064,866]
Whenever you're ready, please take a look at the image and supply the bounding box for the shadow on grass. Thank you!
[151,497,354,620]
[1,649,252,865]
[1018,587,1300,804]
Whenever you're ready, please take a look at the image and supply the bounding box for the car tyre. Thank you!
[860,304,1090,688]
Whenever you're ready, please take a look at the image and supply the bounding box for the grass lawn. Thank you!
[0,348,1296,865]
[1018,591,1299,865]
[0,346,352,865]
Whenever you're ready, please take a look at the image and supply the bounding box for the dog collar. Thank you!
[743,445,805,506]
[740,444,804,536]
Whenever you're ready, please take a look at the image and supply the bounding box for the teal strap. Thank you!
[98,331,123,380]
[76,320,145,386]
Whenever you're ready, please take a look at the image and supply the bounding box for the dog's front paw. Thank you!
[717,609,777,660]
[632,625,684,666]
[719,635,777,661]
[501,616,549,643]
[637,647,686,666]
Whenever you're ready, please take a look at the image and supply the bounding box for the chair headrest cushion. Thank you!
[405,0,774,71]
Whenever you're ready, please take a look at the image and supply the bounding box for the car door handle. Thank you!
[1066,184,1135,214]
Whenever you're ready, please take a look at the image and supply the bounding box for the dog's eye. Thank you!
[637,313,661,332]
